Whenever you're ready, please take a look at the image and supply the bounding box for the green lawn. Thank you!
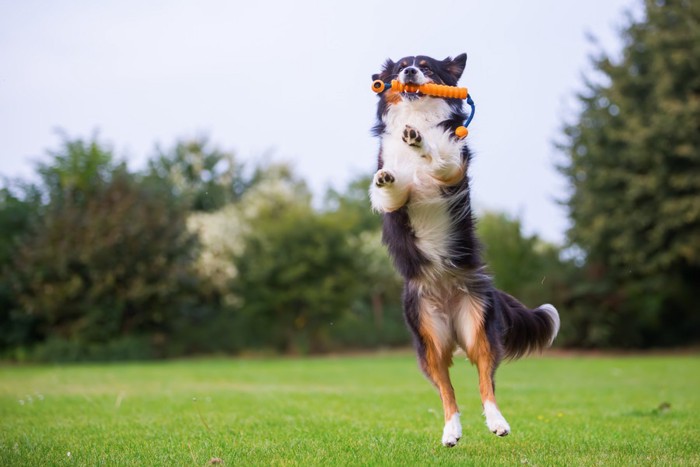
[1,353,698,466]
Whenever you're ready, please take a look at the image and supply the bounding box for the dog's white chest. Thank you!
[380,98,460,188]
[408,197,453,268]
[377,97,466,271]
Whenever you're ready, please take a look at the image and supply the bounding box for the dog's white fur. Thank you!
[483,401,510,436]
[442,412,462,447]
[369,96,466,214]
[369,95,468,287]
[539,304,561,346]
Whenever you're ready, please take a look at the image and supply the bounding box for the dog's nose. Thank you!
[404,66,418,76]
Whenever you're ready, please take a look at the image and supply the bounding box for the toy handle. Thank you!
[371,80,386,93]
[371,79,468,100]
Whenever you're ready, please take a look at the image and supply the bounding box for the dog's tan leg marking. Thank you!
[466,302,510,437]
[417,302,461,446]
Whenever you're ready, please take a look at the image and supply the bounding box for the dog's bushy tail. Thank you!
[492,290,560,360]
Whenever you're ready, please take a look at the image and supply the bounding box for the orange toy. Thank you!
[371,79,475,138]
[371,79,468,99]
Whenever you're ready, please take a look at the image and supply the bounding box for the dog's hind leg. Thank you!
[404,285,461,447]
[421,328,462,446]
[472,336,510,436]
[458,294,511,437]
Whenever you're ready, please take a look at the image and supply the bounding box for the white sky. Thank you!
[0,0,639,243]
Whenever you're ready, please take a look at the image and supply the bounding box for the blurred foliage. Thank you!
[558,0,700,347]
[0,184,42,352]
[2,0,697,359]
[147,136,248,211]
[5,137,199,360]
[1,124,683,360]
[36,131,116,207]
[479,213,572,301]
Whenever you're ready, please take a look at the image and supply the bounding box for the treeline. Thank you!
[0,134,570,361]
[557,0,700,347]
[0,120,696,360]
[1,0,698,361]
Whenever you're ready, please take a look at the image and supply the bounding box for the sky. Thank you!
[0,0,640,244]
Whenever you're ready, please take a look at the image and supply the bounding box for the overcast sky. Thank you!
[0,0,639,243]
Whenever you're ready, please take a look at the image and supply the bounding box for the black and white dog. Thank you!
[369,53,560,447]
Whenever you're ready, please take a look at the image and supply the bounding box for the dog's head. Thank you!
[371,53,468,136]
[372,53,467,101]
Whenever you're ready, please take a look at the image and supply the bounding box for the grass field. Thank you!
[1,353,699,466]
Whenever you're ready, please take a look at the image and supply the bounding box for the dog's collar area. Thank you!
[371,79,475,139]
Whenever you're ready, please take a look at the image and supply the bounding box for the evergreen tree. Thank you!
[559,0,700,346]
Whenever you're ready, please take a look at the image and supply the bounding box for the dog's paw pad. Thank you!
[374,169,395,187]
[402,125,423,147]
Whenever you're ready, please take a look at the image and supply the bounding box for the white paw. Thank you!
[441,412,462,447]
[486,415,510,437]
[484,402,510,437]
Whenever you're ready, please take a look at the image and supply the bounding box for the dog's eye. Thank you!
[420,66,432,74]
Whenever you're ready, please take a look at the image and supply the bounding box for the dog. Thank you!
[369,53,560,447]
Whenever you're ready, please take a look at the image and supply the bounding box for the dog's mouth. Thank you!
[401,91,423,101]
[401,83,424,101]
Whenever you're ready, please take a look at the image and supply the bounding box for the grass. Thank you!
[1,353,699,466]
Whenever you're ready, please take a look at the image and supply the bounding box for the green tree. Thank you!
[559,0,700,346]
[478,212,567,307]
[147,136,247,211]
[323,176,405,348]
[36,131,115,207]
[0,184,41,354]
[9,137,198,360]
[231,171,364,353]
[324,175,382,234]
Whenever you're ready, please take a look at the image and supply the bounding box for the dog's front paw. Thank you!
[402,125,423,148]
[374,169,395,187]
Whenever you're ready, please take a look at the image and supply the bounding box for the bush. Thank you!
[8,144,198,357]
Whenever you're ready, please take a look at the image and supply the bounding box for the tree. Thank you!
[323,176,406,348]
[324,175,382,234]
[478,212,567,307]
[231,179,363,353]
[36,131,116,207]
[0,184,42,354]
[9,136,198,359]
[147,136,247,211]
[558,0,700,346]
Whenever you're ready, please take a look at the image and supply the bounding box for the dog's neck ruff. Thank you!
[383,97,454,137]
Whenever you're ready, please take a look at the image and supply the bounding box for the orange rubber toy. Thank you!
[371,79,468,99]
[371,79,474,138]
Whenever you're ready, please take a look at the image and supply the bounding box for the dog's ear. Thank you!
[443,53,467,81]
[372,58,395,82]
[382,58,395,73]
